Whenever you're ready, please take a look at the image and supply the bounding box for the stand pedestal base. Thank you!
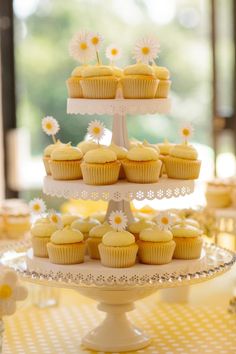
[81,303,151,352]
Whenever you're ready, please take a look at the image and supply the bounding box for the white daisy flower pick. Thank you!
[109,210,128,232]
[134,36,160,64]
[48,209,63,229]
[29,198,46,215]
[155,211,174,231]
[42,116,60,143]
[106,44,122,65]
[88,31,104,65]
[69,30,95,64]
[180,123,194,144]
[87,120,105,144]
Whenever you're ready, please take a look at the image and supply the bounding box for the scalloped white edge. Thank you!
[67,98,171,115]
[43,176,194,201]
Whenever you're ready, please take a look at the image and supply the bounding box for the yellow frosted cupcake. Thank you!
[31,220,58,258]
[165,143,201,180]
[205,184,232,208]
[157,139,174,175]
[77,140,99,154]
[87,223,113,259]
[66,66,85,98]
[128,219,155,240]
[61,214,81,227]
[71,217,100,239]
[172,223,203,259]
[142,140,160,153]
[90,211,106,224]
[43,140,65,176]
[81,147,121,185]
[122,145,162,183]
[184,218,200,229]
[138,227,175,265]
[47,226,85,265]
[152,65,171,98]
[121,63,158,99]
[81,65,118,98]
[50,143,83,180]
[99,230,138,268]
[109,142,128,179]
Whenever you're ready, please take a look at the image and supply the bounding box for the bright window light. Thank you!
[216,152,236,178]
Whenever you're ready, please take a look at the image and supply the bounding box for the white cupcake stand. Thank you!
[2,99,235,353]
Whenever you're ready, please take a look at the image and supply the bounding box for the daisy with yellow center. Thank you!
[180,124,194,144]
[106,44,122,65]
[88,32,104,64]
[134,36,160,64]
[29,198,46,215]
[155,212,173,230]
[42,116,60,143]
[109,210,128,232]
[87,120,105,143]
[69,30,95,64]
[48,209,63,229]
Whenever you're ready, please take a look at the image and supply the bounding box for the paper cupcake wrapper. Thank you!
[43,157,51,175]
[173,237,203,260]
[47,242,86,264]
[66,78,83,98]
[49,160,82,180]
[87,237,102,260]
[81,161,120,185]
[98,243,138,268]
[121,77,158,99]
[159,155,168,176]
[165,157,201,180]
[32,237,50,258]
[122,159,162,183]
[155,80,171,98]
[205,192,231,208]
[138,240,176,265]
[81,77,118,99]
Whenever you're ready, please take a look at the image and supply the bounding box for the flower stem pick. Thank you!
[42,116,60,144]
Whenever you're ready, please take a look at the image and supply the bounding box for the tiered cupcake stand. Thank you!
[1,98,236,352]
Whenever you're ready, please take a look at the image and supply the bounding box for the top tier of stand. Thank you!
[67,98,171,115]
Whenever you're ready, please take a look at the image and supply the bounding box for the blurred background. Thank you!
[0,0,235,207]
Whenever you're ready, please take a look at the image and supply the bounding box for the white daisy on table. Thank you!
[69,30,95,64]
[0,270,28,317]
[29,198,46,215]
[105,44,122,64]
[155,211,174,231]
[42,116,60,143]
[180,123,194,144]
[48,209,63,229]
[87,120,105,143]
[109,210,128,232]
[133,36,160,64]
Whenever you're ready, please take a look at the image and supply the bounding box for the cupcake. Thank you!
[142,140,160,153]
[61,214,81,227]
[128,219,155,240]
[165,143,201,180]
[50,143,83,180]
[172,223,203,259]
[184,218,200,229]
[157,139,174,175]
[152,65,171,98]
[87,223,113,259]
[138,226,175,265]
[122,145,162,183]
[47,226,85,265]
[31,220,58,258]
[121,63,158,99]
[77,140,99,154]
[109,142,128,179]
[81,147,121,185]
[71,217,100,239]
[205,184,232,208]
[66,66,85,98]
[99,230,138,268]
[43,140,65,176]
[80,65,118,99]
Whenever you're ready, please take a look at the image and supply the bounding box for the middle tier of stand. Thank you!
[43,176,194,201]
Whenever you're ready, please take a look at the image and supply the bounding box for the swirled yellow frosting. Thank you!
[71,217,100,233]
[172,224,202,238]
[35,217,50,224]
[143,140,160,153]
[170,144,198,160]
[102,230,135,246]
[158,139,173,155]
[124,63,154,76]
[184,218,200,228]
[82,65,114,78]
[51,226,83,244]
[140,227,173,242]
[77,140,99,154]
[44,140,65,157]
[51,143,83,161]
[127,145,159,161]
[84,147,117,164]
[111,66,123,78]
[71,65,88,77]
[89,223,113,238]
[31,222,57,238]
[61,214,80,226]
[128,219,155,234]
[109,143,127,159]
[152,65,170,80]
